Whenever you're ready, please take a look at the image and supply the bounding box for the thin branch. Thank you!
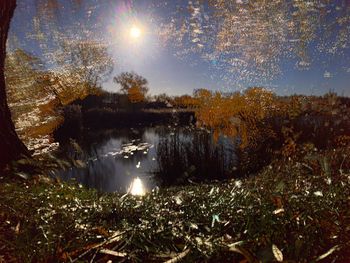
[71,230,126,263]
[99,249,127,258]
[163,248,190,263]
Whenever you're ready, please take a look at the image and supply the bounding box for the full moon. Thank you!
[130,26,142,39]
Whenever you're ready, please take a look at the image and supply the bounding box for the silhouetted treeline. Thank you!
[54,92,195,141]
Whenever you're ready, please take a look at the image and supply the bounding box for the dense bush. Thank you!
[193,89,350,175]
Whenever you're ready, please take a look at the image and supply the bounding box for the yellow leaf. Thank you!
[272,244,283,262]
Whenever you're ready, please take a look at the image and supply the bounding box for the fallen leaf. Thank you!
[272,244,283,262]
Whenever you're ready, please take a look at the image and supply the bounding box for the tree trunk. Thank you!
[0,0,30,170]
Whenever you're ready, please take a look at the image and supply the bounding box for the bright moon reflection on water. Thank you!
[130,26,142,39]
[129,177,146,196]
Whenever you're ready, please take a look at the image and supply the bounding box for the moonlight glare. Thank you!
[130,26,142,39]
[129,177,146,196]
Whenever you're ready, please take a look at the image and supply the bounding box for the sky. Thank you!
[8,0,350,96]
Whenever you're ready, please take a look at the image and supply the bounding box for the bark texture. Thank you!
[0,0,30,170]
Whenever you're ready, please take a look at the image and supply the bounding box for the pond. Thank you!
[57,125,238,194]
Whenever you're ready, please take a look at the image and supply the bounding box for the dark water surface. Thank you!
[58,126,237,193]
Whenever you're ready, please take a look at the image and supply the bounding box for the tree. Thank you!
[0,0,30,170]
[127,86,146,103]
[0,0,111,170]
[5,49,47,105]
[5,49,62,140]
[113,72,149,103]
[154,93,172,104]
[173,95,198,108]
[55,40,114,92]
[194,87,276,147]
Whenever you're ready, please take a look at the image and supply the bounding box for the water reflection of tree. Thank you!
[154,127,237,186]
[82,128,147,153]
[56,127,149,163]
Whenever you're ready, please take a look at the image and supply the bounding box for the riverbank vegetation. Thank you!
[2,85,350,262]
[1,144,349,262]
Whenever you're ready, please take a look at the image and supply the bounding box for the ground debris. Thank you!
[0,146,349,262]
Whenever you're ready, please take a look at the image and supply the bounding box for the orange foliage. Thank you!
[194,87,277,148]
[127,86,146,103]
[173,95,199,108]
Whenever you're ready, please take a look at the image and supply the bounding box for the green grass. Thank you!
[0,146,349,262]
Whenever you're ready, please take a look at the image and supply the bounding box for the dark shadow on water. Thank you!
[154,126,238,186]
